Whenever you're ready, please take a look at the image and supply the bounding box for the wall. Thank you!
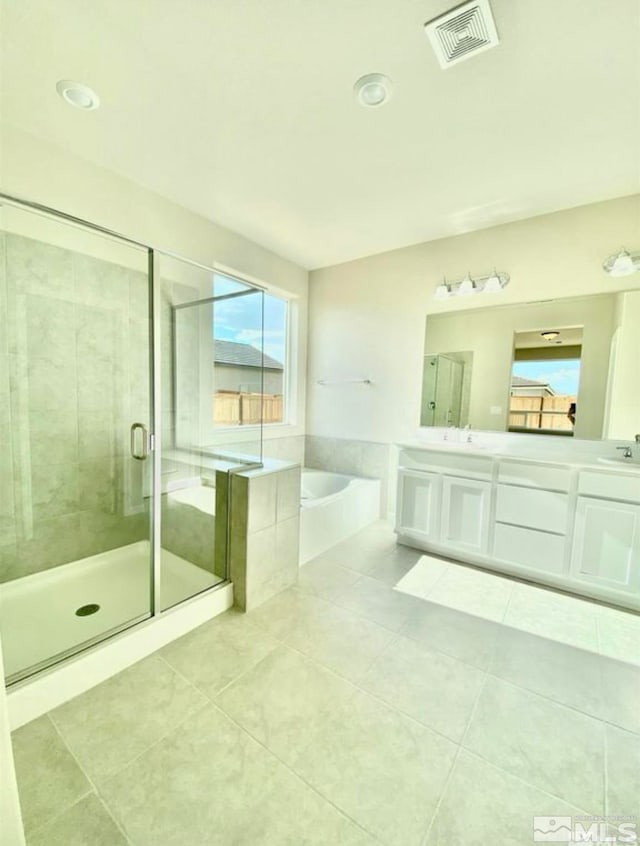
[0,125,309,448]
[307,195,640,447]
[605,290,640,439]
[422,295,616,440]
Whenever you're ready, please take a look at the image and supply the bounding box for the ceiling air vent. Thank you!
[424,0,500,69]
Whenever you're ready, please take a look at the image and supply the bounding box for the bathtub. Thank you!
[299,469,381,564]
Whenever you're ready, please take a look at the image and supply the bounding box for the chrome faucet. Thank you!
[616,446,633,458]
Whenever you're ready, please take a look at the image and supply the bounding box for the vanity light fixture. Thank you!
[434,281,450,300]
[433,269,509,299]
[603,248,640,277]
[540,330,560,341]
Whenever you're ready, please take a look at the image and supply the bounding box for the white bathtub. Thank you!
[299,469,381,564]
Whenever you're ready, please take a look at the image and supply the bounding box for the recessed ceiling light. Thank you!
[56,80,100,110]
[354,73,392,108]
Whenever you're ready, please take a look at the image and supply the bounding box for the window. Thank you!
[212,272,289,427]
[509,358,581,434]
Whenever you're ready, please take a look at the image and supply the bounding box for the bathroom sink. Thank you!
[597,457,640,470]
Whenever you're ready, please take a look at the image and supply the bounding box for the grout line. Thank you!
[420,666,490,846]
[208,697,387,845]
[149,650,387,843]
[297,556,640,739]
[22,785,95,843]
[44,715,134,846]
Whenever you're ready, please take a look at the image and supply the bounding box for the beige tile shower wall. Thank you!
[304,435,392,517]
[0,232,150,581]
[2,126,309,451]
[229,467,301,611]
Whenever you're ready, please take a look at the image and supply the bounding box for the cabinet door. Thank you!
[571,497,640,591]
[396,470,441,542]
[440,476,491,554]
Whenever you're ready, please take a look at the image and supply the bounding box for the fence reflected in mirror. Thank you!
[421,291,640,441]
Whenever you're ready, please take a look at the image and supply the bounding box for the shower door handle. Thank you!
[130,423,149,461]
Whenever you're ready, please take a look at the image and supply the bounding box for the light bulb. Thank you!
[434,283,450,300]
[458,274,475,296]
[608,249,637,277]
[483,271,503,293]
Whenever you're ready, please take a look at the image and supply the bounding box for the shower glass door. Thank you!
[0,202,154,683]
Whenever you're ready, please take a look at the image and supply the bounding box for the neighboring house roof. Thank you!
[214,339,283,370]
[511,376,550,388]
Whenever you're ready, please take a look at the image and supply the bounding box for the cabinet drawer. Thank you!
[493,523,567,574]
[498,460,571,492]
[578,471,640,504]
[496,485,569,534]
[400,448,493,480]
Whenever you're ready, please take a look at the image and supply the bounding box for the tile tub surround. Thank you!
[10,521,640,846]
[305,435,393,516]
[226,464,301,611]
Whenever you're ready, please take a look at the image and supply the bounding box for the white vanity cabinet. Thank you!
[570,472,640,592]
[440,476,491,554]
[396,469,441,542]
[395,446,640,611]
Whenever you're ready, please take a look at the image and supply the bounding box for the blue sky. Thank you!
[512,359,581,396]
[213,273,287,364]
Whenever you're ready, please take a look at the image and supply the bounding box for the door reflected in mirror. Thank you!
[421,290,640,441]
[421,351,473,427]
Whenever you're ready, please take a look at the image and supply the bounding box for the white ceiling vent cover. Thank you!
[425,0,500,69]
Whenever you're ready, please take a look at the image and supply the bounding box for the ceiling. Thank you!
[515,327,584,349]
[1,0,639,269]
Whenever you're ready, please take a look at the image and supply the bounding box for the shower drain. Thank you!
[75,603,100,617]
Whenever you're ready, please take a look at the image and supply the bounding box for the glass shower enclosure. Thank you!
[0,194,264,684]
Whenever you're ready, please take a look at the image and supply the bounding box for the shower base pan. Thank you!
[0,541,224,686]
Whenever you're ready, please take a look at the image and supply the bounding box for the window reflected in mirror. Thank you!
[509,327,583,436]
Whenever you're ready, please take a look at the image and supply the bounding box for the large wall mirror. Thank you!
[421,291,640,441]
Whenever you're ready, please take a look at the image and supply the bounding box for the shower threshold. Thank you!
[0,541,222,683]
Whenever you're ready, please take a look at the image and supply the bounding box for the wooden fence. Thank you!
[213,391,283,425]
[509,395,575,432]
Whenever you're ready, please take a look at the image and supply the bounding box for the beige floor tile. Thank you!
[292,689,457,846]
[100,702,374,846]
[464,676,605,813]
[605,724,640,818]
[26,793,128,846]
[160,609,279,697]
[12,716,91,834]
[284,601,395,682]
[216,645,356,766]
[335,574,425,632]
[296,557,362,601]
[425,750,587,846]
[598,606,640,666]
[599,658,640,734]
[50,653,207,784]
[426,564,514,623]
[359,635,485,742]
[504,583,599,651]
[246,586,333,640]
[490,627,604,718]
[401,600,502,669]
[365,545,425,587]
[394,555,450,599]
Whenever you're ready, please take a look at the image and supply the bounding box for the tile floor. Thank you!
[10,521,640,845]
